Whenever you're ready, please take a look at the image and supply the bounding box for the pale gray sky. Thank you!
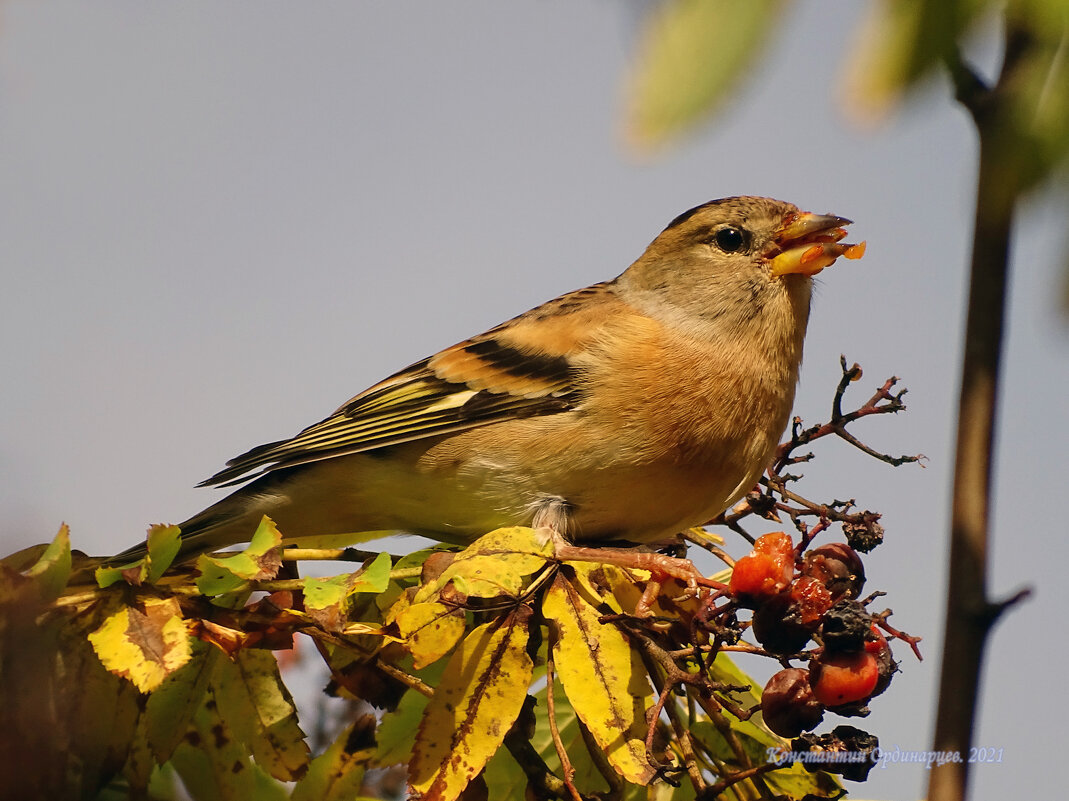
[2,3,1066,799]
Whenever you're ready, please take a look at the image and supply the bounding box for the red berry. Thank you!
[789,576,834,624]
[753,531,795,560]
[865,625,897,697]
[729,553,790,600]
[809,650,880,706]
[730,533,794,603]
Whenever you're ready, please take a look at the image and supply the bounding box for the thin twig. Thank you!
[545,645,584,801]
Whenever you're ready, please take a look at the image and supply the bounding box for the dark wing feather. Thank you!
[198,283,617,488]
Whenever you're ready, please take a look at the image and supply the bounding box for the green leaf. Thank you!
[701,653,843,798]
[304,551,393,632]
[194,553,249,597]
[170,689,288,801]
[304,551,392,611]
[195,516,284,597]
[212,649,310,782]
[146,524,182,583]
[291,717,377,801]
[626,0,786,150]
[393,546,452,573]
[144,639,220,762]
[95,559,145,589]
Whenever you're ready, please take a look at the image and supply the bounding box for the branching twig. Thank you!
[774,357,923,472]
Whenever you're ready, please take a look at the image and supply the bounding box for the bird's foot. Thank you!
[543,528,728,617]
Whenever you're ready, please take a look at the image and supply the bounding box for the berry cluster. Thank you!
[726,531,902,781]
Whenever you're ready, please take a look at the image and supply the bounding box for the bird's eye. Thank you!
[712,226,748,253]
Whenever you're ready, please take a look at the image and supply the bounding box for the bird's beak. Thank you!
[766,211,866,277]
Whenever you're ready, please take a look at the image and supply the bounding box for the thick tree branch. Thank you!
[928,22,1037,801]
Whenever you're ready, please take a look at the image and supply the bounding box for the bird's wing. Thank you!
[200,282,619,487]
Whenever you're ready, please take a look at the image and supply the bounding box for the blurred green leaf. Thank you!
[707,654,842,797]
[22,523,71,601]
[843,0,993,120]
[0,589,141,799]
[529,680,608,794]
[1005,1,1069,189]
[626,0,786,151]
[374,658,446,767]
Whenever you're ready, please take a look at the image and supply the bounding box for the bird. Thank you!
[111,196,864,565]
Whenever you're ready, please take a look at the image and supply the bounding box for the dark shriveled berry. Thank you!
[820,599,873,653]
[842,515,884,553]
[801,543,866,600]
[752,593,813,655]
[760,668,824,738]
[792,725,879,782]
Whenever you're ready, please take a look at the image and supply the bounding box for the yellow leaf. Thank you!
[395,601,467,670]
[567,561,633,615]
[410,608,534,801]
[542,572,654,784]
[213,649,310,781]
[414,526,553,603]
[88,596,192,693]
[193,618,255,657]
[340,622,392,637]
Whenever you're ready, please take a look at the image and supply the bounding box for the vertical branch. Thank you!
[928,23,1035,801]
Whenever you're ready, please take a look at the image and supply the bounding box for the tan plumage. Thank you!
[112,196,863,563]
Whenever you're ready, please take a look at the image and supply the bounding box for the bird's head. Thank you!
[615,196,865,344]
